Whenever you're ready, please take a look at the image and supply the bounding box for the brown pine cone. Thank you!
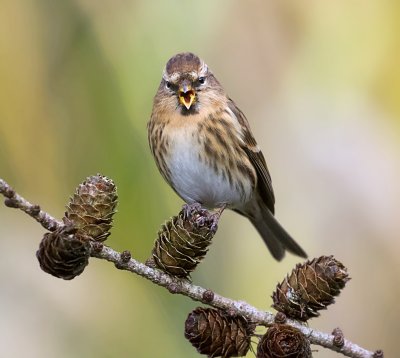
[185,307,254,357]
[151,208,215,277]
[64,174,117,242]
[272,256,350,321]
[36,226,90,280]
[257,324,311,358]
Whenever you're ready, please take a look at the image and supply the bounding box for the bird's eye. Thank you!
[198,77,206,85]
[166,81,171,89]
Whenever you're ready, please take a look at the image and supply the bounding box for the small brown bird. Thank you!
[148,52,306,260]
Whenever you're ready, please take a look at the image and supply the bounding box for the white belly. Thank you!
[166,129,250,208]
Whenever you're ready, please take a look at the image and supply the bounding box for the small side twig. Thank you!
[0,179,62,231]
[0,177,378,358]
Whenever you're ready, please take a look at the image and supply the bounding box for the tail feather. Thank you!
[249,207,307,261]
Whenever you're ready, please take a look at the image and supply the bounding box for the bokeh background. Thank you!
[1,0,399,357]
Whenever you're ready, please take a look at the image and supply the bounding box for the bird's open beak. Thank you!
[179,83,195,110]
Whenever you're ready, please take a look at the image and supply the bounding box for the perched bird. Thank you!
[148,52,307,260]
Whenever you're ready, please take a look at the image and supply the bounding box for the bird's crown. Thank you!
[164,52,208,82]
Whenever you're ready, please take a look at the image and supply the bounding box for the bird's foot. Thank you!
[182,202,207,220]
[194,213,211,229]
[207,213,220,233]
[208,205,227,233]
[182,203,226,234]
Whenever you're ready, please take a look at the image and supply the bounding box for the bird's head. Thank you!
[158,52,223,115]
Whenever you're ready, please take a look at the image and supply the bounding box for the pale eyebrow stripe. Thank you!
[162,61,207,82]
[162,70,180,82]
[199,61,208,76]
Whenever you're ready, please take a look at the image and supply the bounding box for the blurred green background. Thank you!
[1,0,399,357]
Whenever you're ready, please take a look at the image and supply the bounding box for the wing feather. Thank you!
[228,99,275,213]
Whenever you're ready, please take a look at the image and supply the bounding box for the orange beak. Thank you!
[179,84,195,110]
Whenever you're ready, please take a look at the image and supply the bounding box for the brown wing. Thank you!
[228,99,275,214]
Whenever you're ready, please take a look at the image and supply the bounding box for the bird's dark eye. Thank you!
[198,77,206,85]
[166,81,171,89]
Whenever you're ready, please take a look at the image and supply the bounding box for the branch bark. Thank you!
[0,177,378,358]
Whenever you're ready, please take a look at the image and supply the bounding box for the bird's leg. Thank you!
[208,204,227,233]
[182,202,226,234]
[182,202,207,220]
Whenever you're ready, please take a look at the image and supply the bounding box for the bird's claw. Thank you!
[208,213,220,233]
[182,202,207,220]
[194,214,210,228]
[182,203,224,233]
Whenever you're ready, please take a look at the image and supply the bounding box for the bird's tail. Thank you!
[249,206,307,261]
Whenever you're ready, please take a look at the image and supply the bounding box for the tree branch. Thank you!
[0,178,62,231]
[0,177,378,358]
